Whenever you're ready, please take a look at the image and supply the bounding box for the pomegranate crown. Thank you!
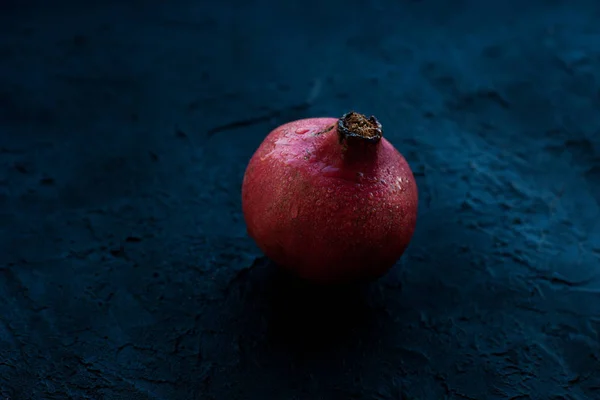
[337,111,383,144]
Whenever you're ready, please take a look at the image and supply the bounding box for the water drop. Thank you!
[321,165,341,177]
[291,203,299,218]
[295,128,309,135]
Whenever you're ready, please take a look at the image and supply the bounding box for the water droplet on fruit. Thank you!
[321,165,340,177]
[368,192,374,199]
[366,175,378,184]
[291,203,299,218]
[295,128,309,135]
[395,177,407,191]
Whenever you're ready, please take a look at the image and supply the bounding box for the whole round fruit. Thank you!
[241,111,418,284]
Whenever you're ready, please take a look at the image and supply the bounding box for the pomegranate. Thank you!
[241,111,418,284]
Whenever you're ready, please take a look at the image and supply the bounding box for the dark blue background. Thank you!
[1,0,599,399]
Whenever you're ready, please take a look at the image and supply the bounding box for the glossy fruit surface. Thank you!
[242,112,418,283]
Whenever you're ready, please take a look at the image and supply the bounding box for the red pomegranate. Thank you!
[241,111,418,284]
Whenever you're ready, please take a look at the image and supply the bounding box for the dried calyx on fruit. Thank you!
[337,111,382,143]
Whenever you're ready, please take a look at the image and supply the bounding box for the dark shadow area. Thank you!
[258,259,377,353]
[207,207,501,399]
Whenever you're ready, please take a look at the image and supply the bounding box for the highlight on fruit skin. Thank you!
[241,111,418,284]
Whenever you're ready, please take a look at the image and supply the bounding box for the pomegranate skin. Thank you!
[241,113,418,284]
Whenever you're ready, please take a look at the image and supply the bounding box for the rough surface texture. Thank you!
[1,0,599,399]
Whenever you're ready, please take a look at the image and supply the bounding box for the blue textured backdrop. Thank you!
[1,0,599,399]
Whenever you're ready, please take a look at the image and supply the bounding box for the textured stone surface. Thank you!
[0,0,599,399]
